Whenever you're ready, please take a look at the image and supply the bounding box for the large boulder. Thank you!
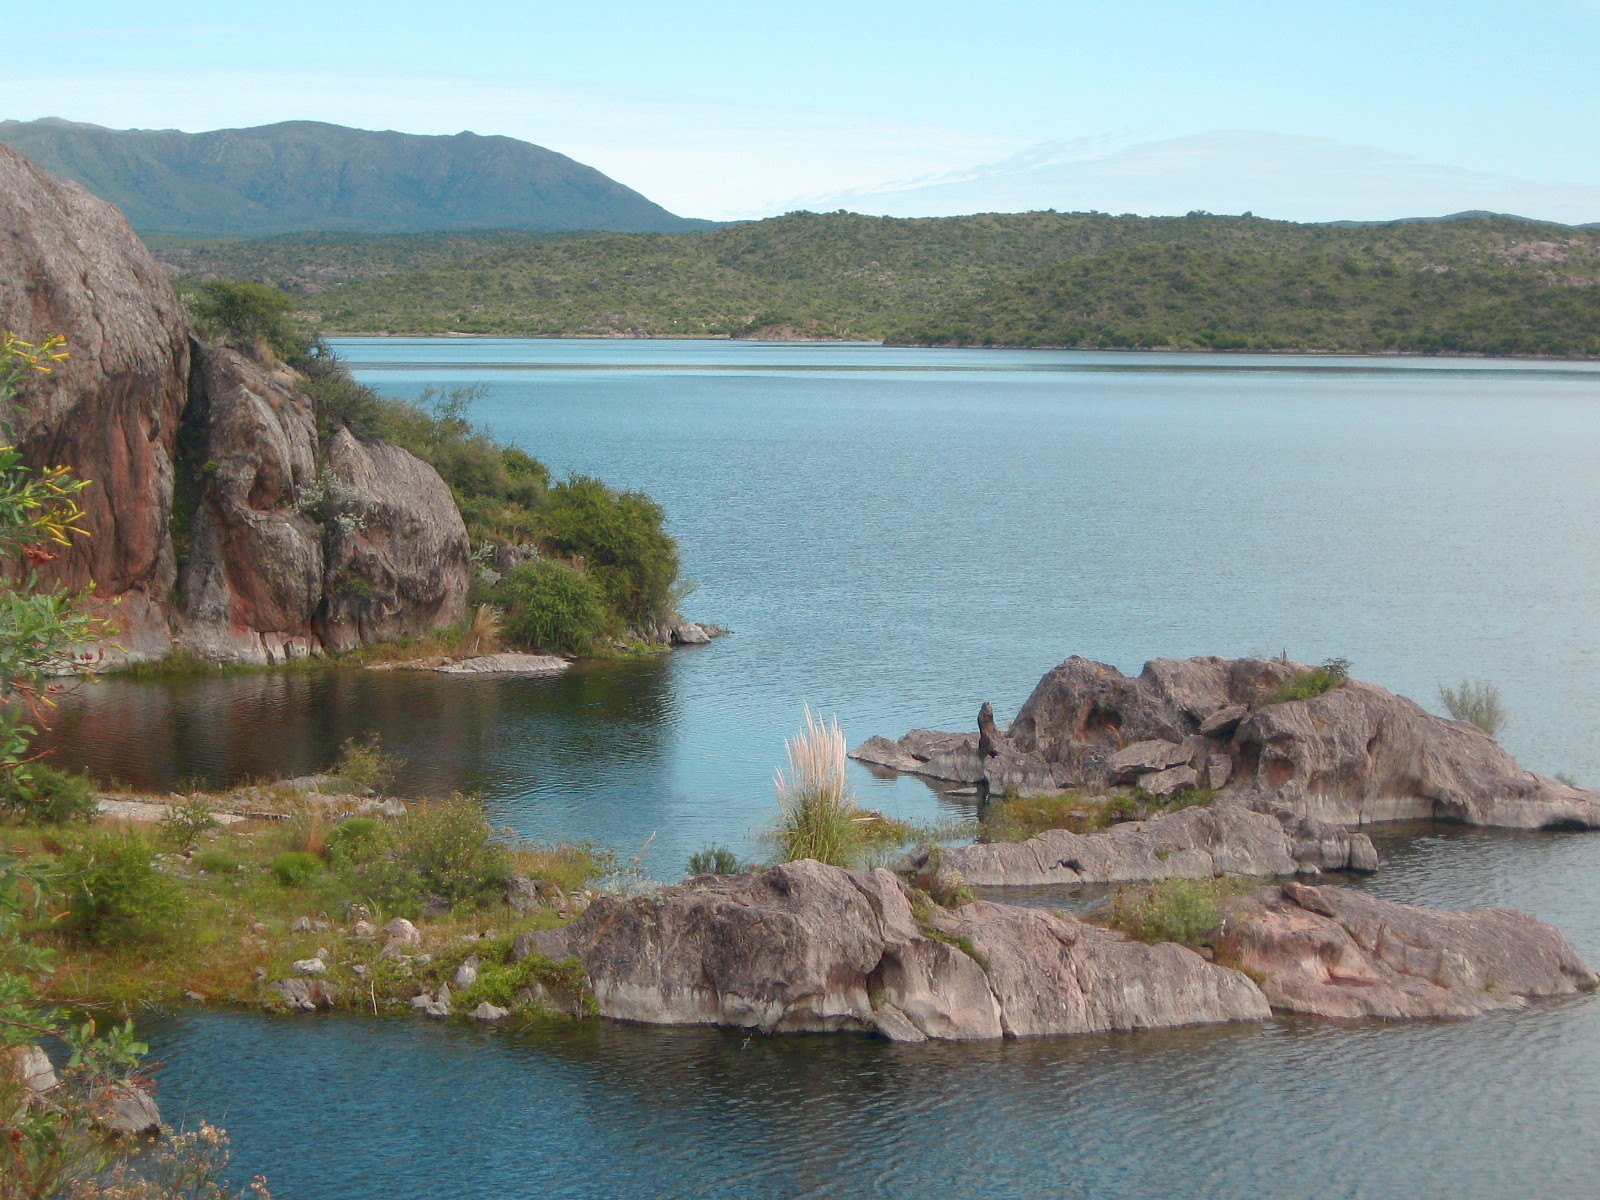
[1226,882,1598,1019]
[178,345,324,662]
[315,428,470,652]
[526,859,1271,1041]
[860,656,1600,829]
[927,801,1378,887]
[0,142,189,659]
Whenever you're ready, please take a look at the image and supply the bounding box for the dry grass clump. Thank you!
[771,706,869,868]
[457,603,504,657]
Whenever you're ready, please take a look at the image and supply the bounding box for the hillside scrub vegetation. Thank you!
[159,210,1600,357]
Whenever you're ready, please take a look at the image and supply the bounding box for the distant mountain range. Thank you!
[816,131,1600,227]
[0,118,711,237]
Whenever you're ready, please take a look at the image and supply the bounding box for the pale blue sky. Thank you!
[10,1,1600,220]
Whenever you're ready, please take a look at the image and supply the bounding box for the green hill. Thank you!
[286,210,1600,354]
[888,218,1600,356]
[0,118,708,236]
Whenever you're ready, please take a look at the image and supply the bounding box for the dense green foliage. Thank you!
[542,476,677,625]
[341,795,515,909]
[159,210,1600,356]
[188,280,307,359]
[0,763,97,825]
[499,559,611,655]
[0,117,708,237]
[59,833,189,945]
[894,231,1600,355]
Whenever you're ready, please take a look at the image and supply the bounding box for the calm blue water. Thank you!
[48,339,1600,1198]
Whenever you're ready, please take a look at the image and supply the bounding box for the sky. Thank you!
[8,0,1600,222]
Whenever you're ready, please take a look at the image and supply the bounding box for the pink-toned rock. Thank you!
[0,142,189,660]
[533,859,1270,1040]
[930,801,1377,887]
[1107,739,1193,783]
[1227,882,1598,1019]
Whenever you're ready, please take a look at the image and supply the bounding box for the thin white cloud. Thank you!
[815,131,1600,225]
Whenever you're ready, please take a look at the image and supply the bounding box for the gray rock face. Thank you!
[92,1084,162,1137]
[1229,882,1599,1019]
[435,652,569,675]
[7,1044,57,1093]
[929,802,1378,887]
[532,859,1270,1040]
[850,729,985,784]
[0,142,189,660]
[178,345,324,663]
[315,428,470,652]
[863,655,1600,830]
[269,977,337,1012]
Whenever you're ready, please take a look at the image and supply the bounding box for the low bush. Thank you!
[59,833,188,944]
[1263,657,1351,704]
[158,795,220,847]
[325,816,390,866]
[1104,877,1236,947]
[686,846,743,876]
[499,558,611,655]
[191,847,244,875]
[0,763,99,824]
[188,279,306,360]
[455,950,593,1016]
[982,790,1115,841]
[343,795,513,910]
[270,850,323,888]
[329,733,398,795]
[1439,679,1508,736]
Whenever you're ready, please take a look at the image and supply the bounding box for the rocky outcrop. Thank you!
[177,345,324,662]
[0,145,477,663]
[1226,882,1598,1019]
[925,801,1378,887]
[314,428,469,652]
[856,656,1600,830]
[522,858,1271,1041]
[0,142,189,659]
[515,859,1593,1039]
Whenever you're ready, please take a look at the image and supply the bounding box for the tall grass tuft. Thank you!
[458,602,504,657]
[772,706,864,868]
[1438,679,1507,737]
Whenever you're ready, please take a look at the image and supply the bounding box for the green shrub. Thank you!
[157,795,220,847]
[192,847,244,875]
[188,280,306,359]
[1264,657,1351,704]
[342,795,512,910]
[543,475,679,626]
[686,846,742,876]
[0,763,99,824]
[1105,877,1235,947]
[456,950,592,1016]
[59,833,187,944]
[1438,679,1508,736]
[271,850,323,888]
[499,558,610,655]
[326,816,390,866]
[329,733,398,795]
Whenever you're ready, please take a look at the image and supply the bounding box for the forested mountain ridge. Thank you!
[0,118,709,236]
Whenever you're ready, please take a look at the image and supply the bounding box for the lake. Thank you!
[48,339,1600,1198]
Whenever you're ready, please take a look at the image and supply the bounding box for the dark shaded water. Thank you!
[43,340,1600,1198]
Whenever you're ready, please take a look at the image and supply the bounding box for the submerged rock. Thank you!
[859,655,1600,829]
[1227,882,1599,1019]
[928,802,1378,887]
[435,652,569,675]
[531,859,1270,1041]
